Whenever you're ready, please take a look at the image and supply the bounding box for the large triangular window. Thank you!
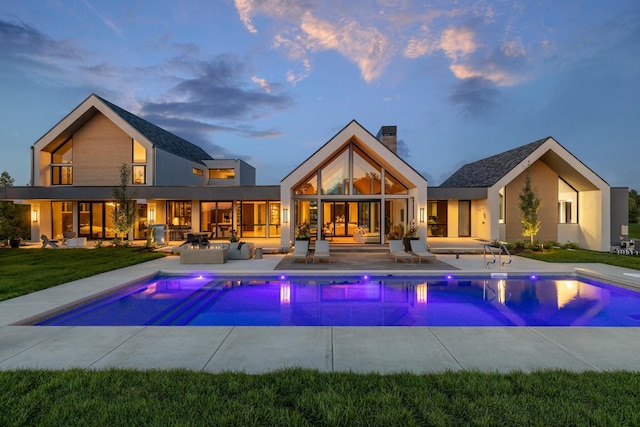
[294,173,318,195]
[384,172,408,195]
[352,147,381,195]
[321,148,349,195]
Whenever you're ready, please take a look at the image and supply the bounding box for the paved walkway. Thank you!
[2,247,640,374]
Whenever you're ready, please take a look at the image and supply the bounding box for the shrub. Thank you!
[562,241,580,250]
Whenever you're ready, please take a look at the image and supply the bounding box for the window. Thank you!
[383,172,408,195]
[133,140,146,163]
[132,165,146,184]
[52,139,72,185]
[132,140,147,184]
[558,179,577,224]
[498,187,505,224]
[321,148,349,195]
[52,166,73,185]
[192,168,204,176]
[201,201,232,238]
[209,168,235,179]
[352,147,381,195]
[295,173,318,195]
[166,201,191,226]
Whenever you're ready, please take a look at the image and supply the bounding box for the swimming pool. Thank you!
[34,274,640,327]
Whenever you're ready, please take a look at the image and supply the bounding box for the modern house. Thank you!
[431,138,624,252]
[2,94,625,252]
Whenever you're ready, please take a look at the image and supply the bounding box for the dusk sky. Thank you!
[1,0,638,189]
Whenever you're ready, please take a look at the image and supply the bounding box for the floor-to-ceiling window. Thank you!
[427,201,448,237]
[78,202,115,239]
[239,201,267,238]
[52,201,73,240]
[201,201,233,238]
[166,201,191,240]
[292,140,410,244]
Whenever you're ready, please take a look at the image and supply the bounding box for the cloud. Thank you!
[439,27,479,61]
[131,54,294,154]
[79,0,124,39]
[234,0,257,33]
[252,76,272,93]
[448,77,501,117]
[299,12,390,82]
[140,55,294,121]
[0,19,84,63]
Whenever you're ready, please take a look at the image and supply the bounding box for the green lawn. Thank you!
[629,223,640,239]
[519,248,640,270]
[0,248,165,302]
[1,369,639,426]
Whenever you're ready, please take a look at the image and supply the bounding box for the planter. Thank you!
[402,237,418,252]
[9,238,20,248]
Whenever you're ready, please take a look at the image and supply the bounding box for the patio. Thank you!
[2,245,640,373]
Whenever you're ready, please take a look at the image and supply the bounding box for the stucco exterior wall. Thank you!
[73,114,131,185]
[579,189,604,250]
[155,150,208,186]
[505,160,558,242]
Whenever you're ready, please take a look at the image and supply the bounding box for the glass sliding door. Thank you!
[321,201,380,242]
[78,202,114,239]
[52,201,73,240]
[240,201,267,238]
[201,201,233,239]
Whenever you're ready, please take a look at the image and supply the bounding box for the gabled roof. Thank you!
[94,95,213,164]
[281,119,426,185]
[439,137,549,188]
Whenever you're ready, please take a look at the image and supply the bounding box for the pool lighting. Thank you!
[363,275,369,280]
[530,275,537,280]
[280,275,286,280]
[446,275,453,280]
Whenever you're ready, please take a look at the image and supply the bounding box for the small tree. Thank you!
[111,164,136,245]
[518,167,541,246]
[629,189,639,224]
[0,172,29,244]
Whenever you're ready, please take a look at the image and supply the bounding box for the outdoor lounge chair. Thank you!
[313,239,331,264]
[41,234,59,248]
[289,240,310,263]
[410,238,437,263]
[388,239,413,263]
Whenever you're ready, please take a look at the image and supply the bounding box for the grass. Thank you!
[629,223,640,239]
[0,247,165,302]
[1,368,640,426]
[519,248,640,270]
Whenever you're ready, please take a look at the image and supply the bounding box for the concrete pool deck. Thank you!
[2,251,640,374]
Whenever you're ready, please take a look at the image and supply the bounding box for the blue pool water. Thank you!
[36,274,640,327]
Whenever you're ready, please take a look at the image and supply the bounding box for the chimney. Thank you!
[376,125,397,154]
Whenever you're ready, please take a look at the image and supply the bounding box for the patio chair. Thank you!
[313,239,331,264]
[41,235,59,248]
[409,238,437,263]
[289,240,310,263]
[388,239,413,263]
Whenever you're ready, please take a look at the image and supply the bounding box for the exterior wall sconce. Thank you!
[149,209,156,222]
[419,208,425,223]
[32,209,38,223]
[283,208,289,223]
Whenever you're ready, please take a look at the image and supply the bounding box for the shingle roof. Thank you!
[95,95,213,164]
[439,137,549,188]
